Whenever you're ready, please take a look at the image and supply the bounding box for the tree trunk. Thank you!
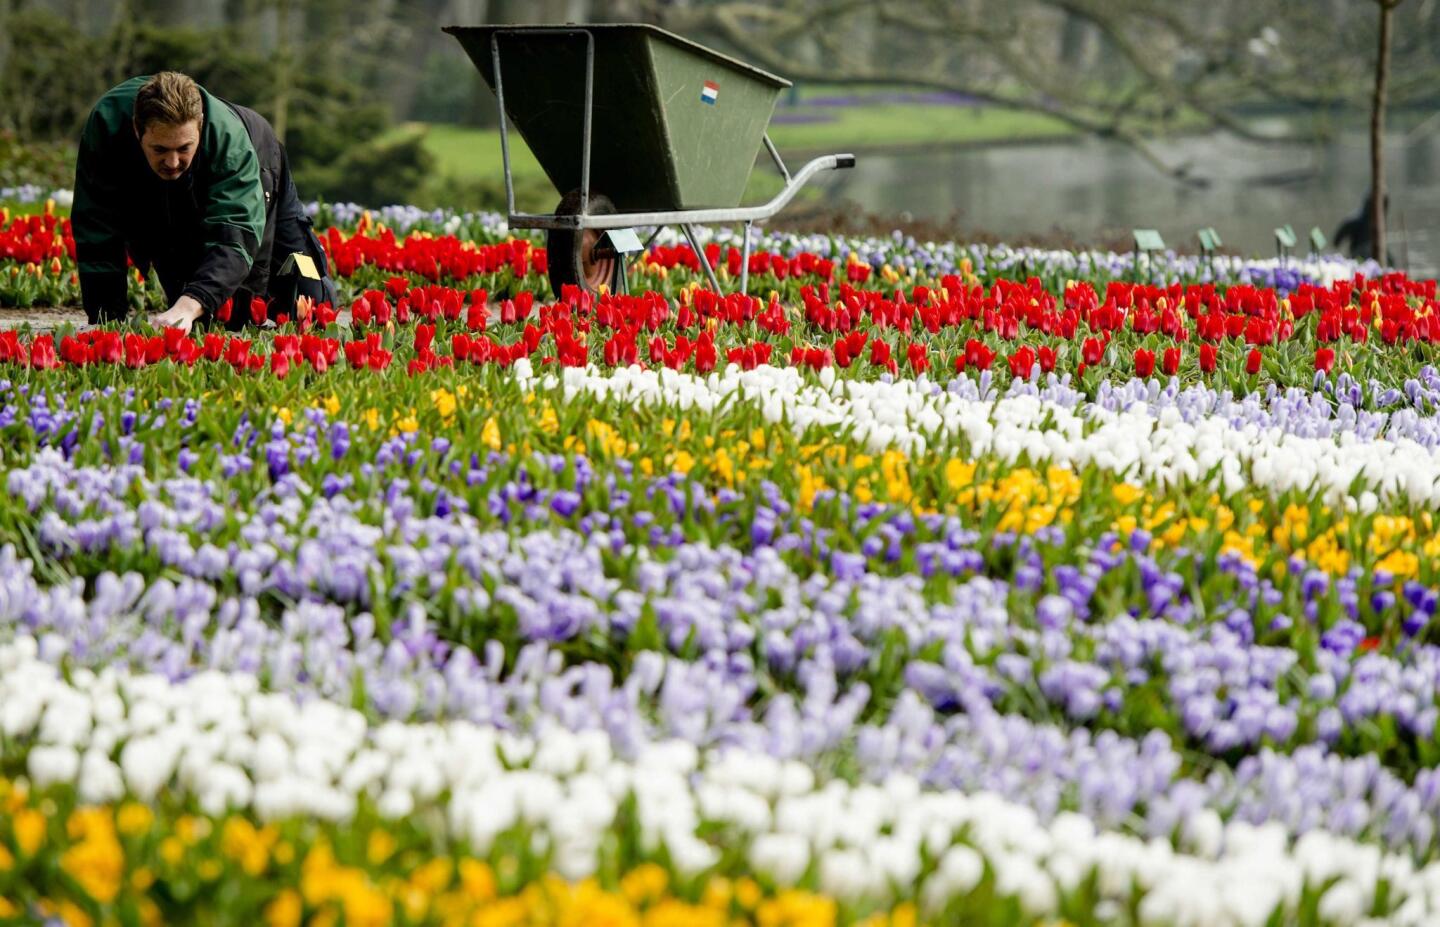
[224,0,261,47]
[1059,11,1094,70]
[0,1,12,89]
[380,0,452,121]
[1371,0,1397,263]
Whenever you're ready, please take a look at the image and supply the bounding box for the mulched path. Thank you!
[0,306,86,330]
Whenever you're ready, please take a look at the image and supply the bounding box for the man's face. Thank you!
[137,120,200,181]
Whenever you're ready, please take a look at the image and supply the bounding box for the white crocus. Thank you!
[540,365,1440,507]
[750,832,810,884]
[0,635,1436,925]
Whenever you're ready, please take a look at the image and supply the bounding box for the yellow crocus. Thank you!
[265,890,303,927]
[430,388,457,422]
[116,802,153,837]
[945,459,976,492]
[13,808,45,856]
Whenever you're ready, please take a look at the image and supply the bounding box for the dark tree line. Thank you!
[2,0,1435,228]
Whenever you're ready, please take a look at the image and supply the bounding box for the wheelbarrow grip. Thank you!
[835,154,856,169]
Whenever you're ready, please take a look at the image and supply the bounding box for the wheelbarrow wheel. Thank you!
[546,189,619,299]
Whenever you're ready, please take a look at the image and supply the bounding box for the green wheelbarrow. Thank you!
[443,23,856,296]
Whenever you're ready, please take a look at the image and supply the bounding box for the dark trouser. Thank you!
[230,145,314,331]
[152,147,322,331]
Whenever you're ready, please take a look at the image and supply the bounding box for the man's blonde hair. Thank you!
[133,71,203,135]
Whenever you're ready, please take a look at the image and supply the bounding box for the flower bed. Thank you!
[1,199,1439,925]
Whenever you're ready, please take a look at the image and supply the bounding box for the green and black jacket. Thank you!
[72,76,269,321]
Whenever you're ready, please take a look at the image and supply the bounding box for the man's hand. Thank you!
[154,295,205,334]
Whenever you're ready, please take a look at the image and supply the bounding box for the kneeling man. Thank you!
[73,71,334,331]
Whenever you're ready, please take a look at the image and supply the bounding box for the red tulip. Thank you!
[225,339,252,368]
[1008,346,1036,379]
[840,330,867,362]
[1081,336,1105,366]
[1161,346,1181,376]
[964,339,995,371]
[906,341,929,374]
[1314,347,1335,374]
[870,339,896,373]
[29,335,59,369]
[344,341,369,369]
[695,332,717,373]
[93,332,122,365]
[522,324,543,354]
[273,335,301,361]
[57,335,87,366]
[1038,345,1056,373]
[250,297,268,326]
[603,334,625,367]
[1199,343,1218,373]
[1246,348,1262,375]
[123,334,148,368]
[1133,349,1155,378]
[270,352,290,379]
[162,327,188,356]
[455,333,478,363]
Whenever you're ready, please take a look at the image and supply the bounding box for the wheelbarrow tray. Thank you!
[445,24,790,212]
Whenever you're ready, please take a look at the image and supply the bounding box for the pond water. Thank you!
[814,124,1440,273]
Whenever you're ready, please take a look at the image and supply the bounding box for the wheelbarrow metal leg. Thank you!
[681,223,723,293]
[490,34,516,219]
[580,31,594,217]
[739,220,753,296]
[762,134,790,184]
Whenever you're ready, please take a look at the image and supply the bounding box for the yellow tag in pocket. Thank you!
[280,252,321,280]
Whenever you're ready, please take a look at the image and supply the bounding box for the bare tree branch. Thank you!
[641,0,1440,186]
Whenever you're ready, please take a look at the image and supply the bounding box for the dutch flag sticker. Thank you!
[701,80,719,105]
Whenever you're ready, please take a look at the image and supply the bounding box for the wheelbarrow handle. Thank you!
[510,153,859,231]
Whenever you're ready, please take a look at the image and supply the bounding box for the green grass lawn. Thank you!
[768,101,1073,151]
